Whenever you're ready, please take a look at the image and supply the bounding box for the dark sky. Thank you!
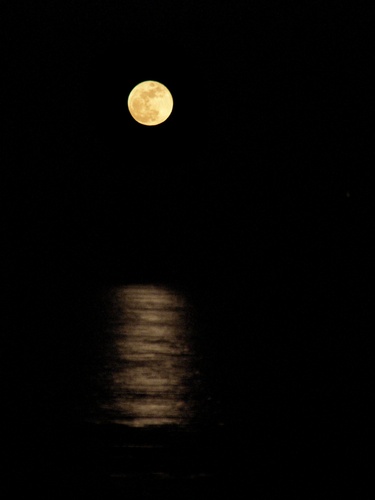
[4,1,372,287]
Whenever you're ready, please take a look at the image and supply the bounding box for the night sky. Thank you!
[4,1,371,285]
[3,2,372,492]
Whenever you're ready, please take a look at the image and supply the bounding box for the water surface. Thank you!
[85,284,218,429]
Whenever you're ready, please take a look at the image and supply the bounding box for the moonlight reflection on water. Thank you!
[96,284,207,428]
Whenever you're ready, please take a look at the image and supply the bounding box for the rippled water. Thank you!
[9,278,344,497]
[85,284,218,429]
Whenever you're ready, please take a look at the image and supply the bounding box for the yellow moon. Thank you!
[127,81,173,126]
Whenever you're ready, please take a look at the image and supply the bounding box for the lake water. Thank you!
[6,275,351,497]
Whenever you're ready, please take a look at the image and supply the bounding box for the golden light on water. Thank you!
[102,284,197,427]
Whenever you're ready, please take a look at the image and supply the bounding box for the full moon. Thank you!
[127,80,173,126]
